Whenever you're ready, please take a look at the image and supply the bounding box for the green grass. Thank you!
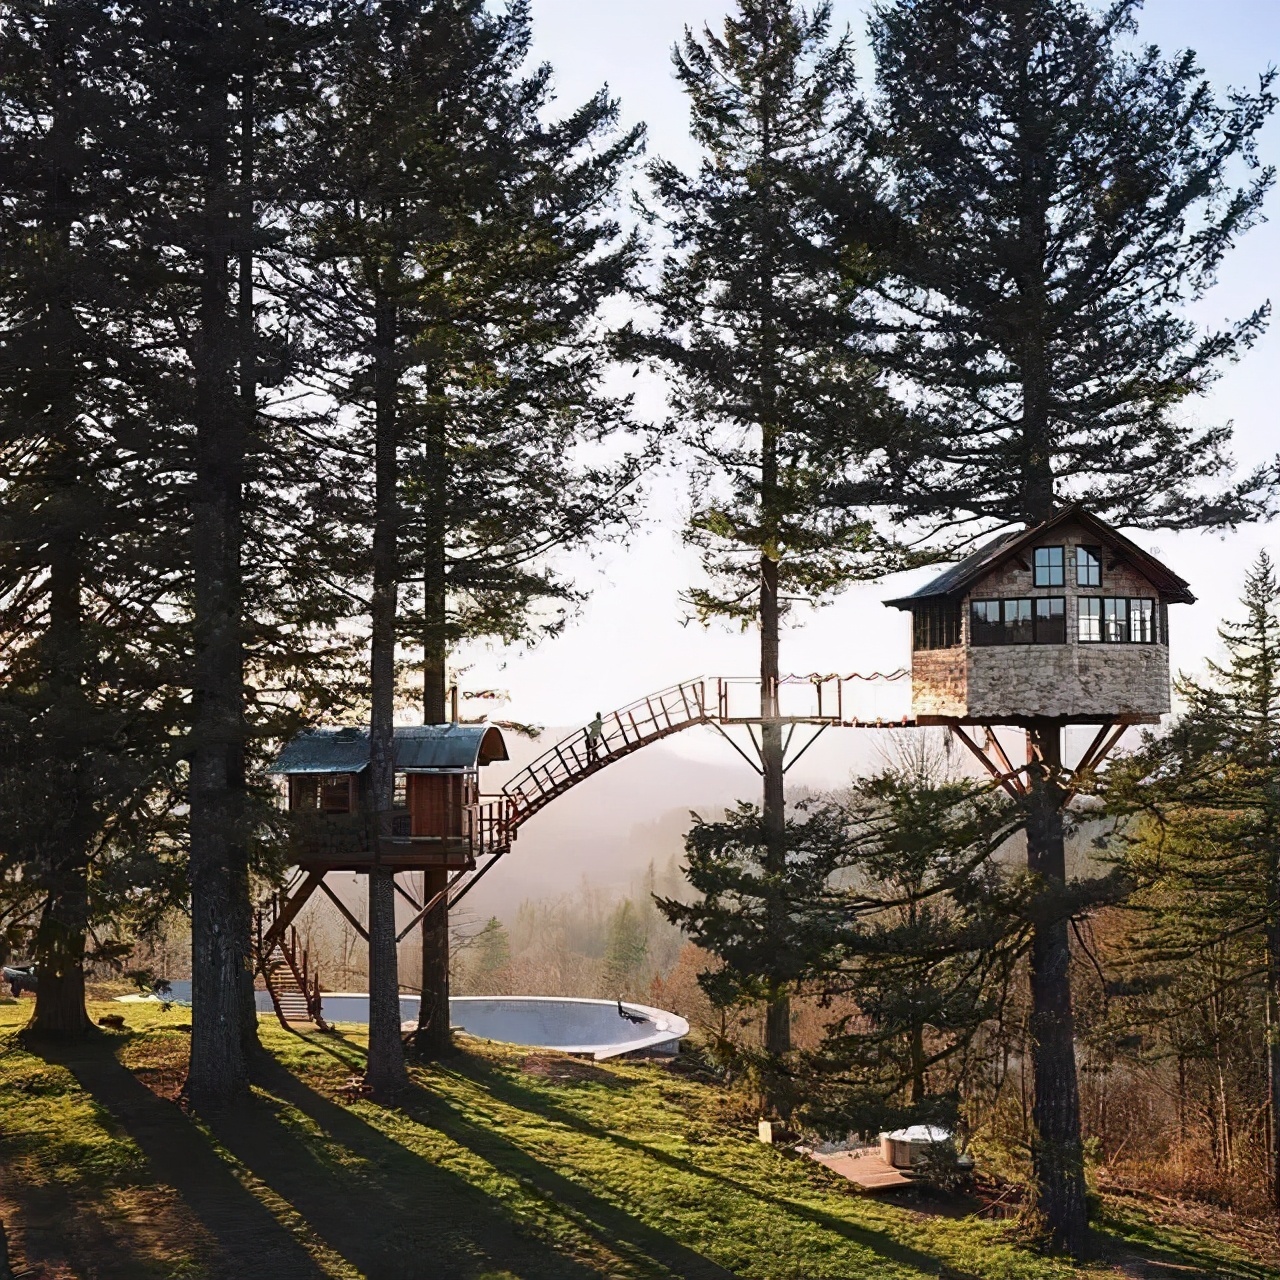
[0,999,1273,1279]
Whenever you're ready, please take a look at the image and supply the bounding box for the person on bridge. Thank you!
[585,712,604,762]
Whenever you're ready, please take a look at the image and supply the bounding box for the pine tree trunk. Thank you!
[415,867,451,1057]
[415,400,451,1057]
[187,50,252,1108]
[29,53,94,1039]
[1266,853,1280,1215]
[760,551,789,1060]
[235,54,261,1054]
[365,290,408,1100]
[30,481,94,1038]
[29,878,93,1038]
[1025,720,1088,1252]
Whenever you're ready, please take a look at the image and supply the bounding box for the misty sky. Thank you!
[454,1,1280,790]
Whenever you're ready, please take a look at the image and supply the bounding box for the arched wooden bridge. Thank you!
[405,671,910,934]
[258,670,909,1017]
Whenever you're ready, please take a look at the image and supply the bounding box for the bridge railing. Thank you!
[501,678,712,817]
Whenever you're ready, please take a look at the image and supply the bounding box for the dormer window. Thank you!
[1033,546,1064,587]
[1076,546,1102,587]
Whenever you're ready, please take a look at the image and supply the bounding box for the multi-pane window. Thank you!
[911,601,962,650]
[1076,545,1102,587]
[1035,597,1066,644]
[1004,598,1033,644]
[393,772,408,808]
[319,774,353,813]
[1103,597,1128,643]
[971,600,1003,646]
[1033,546,1065,587]
[1130,598,1156,643]
[1078,598,1102,643]
[972,598,1066,645]
[1078,598,1159,643]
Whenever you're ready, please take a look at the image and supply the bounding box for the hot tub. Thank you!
[247,991,687,1060]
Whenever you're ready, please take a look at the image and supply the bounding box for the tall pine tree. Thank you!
[1108,553,1280,1210]
[869,0,1276,1248]
[284,0,643,1076]
[0,0,191,1037]
[642,0,901,1070]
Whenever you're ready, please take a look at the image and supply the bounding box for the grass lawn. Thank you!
[0,999,1273,1280]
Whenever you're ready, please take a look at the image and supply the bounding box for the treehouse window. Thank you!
[319,774,353,814]
[1034,597,1066,644]
[1033,546,1065,587]
[1078,598,1158,643]
[912,601,961,650]
[971,598,1065,645]
[1130,599,1157,643]
[1076,545,1102,587]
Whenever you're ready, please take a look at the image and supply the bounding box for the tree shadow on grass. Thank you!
[1090,1210,1277,1280]
[35,1037,329,1280]
[444,1054,988,1280]
[249,1053,744,1280]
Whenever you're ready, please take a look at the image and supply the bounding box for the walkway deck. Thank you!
[808,1148,913,1191]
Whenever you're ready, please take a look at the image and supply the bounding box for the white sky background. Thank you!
[453,0,1280,787]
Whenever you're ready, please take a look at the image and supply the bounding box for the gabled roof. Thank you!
[884,503,1196,608]
[269,723,509,775]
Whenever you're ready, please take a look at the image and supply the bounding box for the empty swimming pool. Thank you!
[265,993,688,1060]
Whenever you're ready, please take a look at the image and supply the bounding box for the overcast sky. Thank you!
[453,0,1280,783]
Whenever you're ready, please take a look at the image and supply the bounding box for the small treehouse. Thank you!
[256,722,510,1028]
[271,723,510,871]
[885,504,1195,728]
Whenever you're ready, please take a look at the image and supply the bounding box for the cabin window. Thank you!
[393,773,407,808]
[1103,597,1128,643]
[912,601,961,650]
[1130,599,1156,643]
[1004,598,1034,644]
[1076,546,1102,587]
[1079,598,1158,643]
[1033,546,1064,587]
[970,600,1003,645]
[289,775,319,811]
[1034,597,1066,644]
[319,774,352,814]
[970,598,1063,645]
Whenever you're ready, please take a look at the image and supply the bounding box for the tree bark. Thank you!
[414,867,452,1057]
[1266,849,1280,1214]
[415,408,451,1056]
[186,37,252,1108]
[233,49,261,1054]
[28,33,94,1040]
[1025,720,1088,1252]
[365,289,408,1099]
[760,551,789,1059]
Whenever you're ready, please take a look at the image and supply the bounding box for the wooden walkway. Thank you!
[808,1148,913,1191]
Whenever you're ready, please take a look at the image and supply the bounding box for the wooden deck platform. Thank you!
[808,1148,913,1191]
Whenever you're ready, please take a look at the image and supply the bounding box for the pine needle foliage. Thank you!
[871,0,1278,529]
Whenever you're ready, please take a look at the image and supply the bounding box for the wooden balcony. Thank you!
[286,810,475,872]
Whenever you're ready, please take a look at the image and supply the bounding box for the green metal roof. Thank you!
[269,724,509,775]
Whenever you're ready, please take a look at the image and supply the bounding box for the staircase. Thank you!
[255,901,327,1030]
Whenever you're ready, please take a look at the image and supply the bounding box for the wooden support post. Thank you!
[949,724,1027,800]
[318,877,370,942]
[259,869,326,955]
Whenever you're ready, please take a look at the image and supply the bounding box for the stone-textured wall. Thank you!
[909,518,1175,722]
[912,647,967,718]
[965,643,1170,720]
